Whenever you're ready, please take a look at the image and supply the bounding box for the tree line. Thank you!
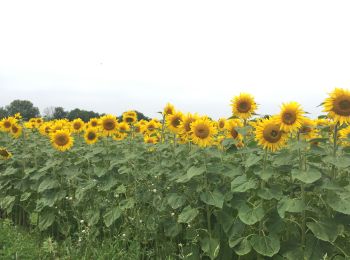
[0,100,150,122]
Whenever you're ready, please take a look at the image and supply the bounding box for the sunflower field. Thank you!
[1,88,350,259]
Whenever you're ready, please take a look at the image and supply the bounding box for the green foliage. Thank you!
[5,99,40,120]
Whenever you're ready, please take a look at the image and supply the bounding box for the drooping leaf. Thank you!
[250,234,280,257]
[277,197,305,218]
[292,168,321,184]
[231,175,258,193]
[200,236,220,260]
[178,206,199,224]
[306,219,344,243]
[167,193,186,209]
[103,206,122,227]
[200,190,225,209]
[176,165,206,183]
[238,203,265,225]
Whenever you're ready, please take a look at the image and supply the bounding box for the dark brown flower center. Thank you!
[282,112,296,125]
[184,119,195,132]
[219,121,225,129]
[11,125,19,133]
[333,96,350,116]
[55,134,69,146]
[87,132,96,140]
[263,124,282,143]
[4,121,11,128]
[194,124,210,139]
[230,128,238,139]
[0,149,9,157]
[171,117,181,128]
[237,101,251,113]
[73,122,82,130]
[103,119,116,131]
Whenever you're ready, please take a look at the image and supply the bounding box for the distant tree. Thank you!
[43,106,55,120]
[67,108,100,122]
[0,107,8,119]
[52,107,68,120]
[6,100,40,121]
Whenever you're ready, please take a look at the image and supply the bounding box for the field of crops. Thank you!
[1,88,350,259]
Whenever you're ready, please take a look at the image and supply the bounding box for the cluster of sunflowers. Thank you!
[1,88,350,155]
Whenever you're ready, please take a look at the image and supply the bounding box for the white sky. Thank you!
[1,0,350,119]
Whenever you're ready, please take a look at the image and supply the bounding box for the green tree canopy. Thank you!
[5,100,40,121]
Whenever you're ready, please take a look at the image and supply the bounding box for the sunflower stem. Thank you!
[297,132,306,252]
[332,122,339,179]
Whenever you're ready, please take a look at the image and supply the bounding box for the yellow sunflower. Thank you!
[71,118,85,133]
[179,113,198,139]
[35,118,44,127]
[88,118,100,128]
[1,117,15,132]
[339,126,350,146]
[84,128,99,144]
[324,88,350,125]
[112,131,127,141]
[163,103,175,116]
[190,117,218,147]
[144,119,161,134]
[255,118,288,152]
[50,130,74,152]
[225,119,243,141]
[231,93,258,120]
[217,118,227,131]
[14,113,22,119]
[100,115,118,136]
[123,111,138,124]
[166,111,184,134]
[39,123,52,136]
[118,122,130,133]
[0,147,12,160]
[10,123,22,138]
[144,135,158,144]
[274,102,305,133]
[299,118,318,140]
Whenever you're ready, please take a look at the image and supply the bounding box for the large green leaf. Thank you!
[277,197,305,218]
[38,211,55,231]
[238,203,265,225]
[200,190,225,209]
[306,220,344,242]
[233,237,252,256]
[178,206,199,224]
[326,191,350,215]
[250,234,280,257]
[322,155,350,168]
[38,178,59,193]
[164,221,182,238]
[292,168,321,184]
[176,165,206,183]
[0,196,16,212]
[200,236,220,260]
[167,193,186,209]
[84,209,100,226]
[245,154,262,168]
[231,175,258,193]
[103,206,122,227]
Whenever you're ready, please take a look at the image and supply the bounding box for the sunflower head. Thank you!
[10,123,22,138]
[255,118,288,152]
[84,129,99,144]
[39,123,52,136]
[112,131,127,141]
[275,102,305,133]
[217,118,227,130]
[324,88,350,125]
[144,135,158,144]
[231,93,258,120]
[1,117,15,132]
[71,118,85,133]
[118,122,130,133]
[225,119,243,140]
[339,126,350,146]
[163,103,175,116]
[299,118,318,140]
[88,118,100,128]
[50,130,74,152]
[166,111,184,133]
[179,113,198,139]
[190,117,218,147]
[100,115,118,136]
[0,147,12,160]
[123,111,138,124]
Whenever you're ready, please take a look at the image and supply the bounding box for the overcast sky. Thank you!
[1,0,350,119]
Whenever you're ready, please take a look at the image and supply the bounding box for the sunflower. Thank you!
[231,93,258,120]
[179,113,198,139]
[163,103,175,116]
[190,117,218,147]
[144,119,161,134]
[14,113,22,119]
[225,119,243,141]
[35,118,44,127]
[217,118,227,131]
[100,115,118,136]
[118,122,130,133]
[112,131,127,141]
[50,130,74,151]
[88,118,100,128]
[1,117,15,132]
[39,123,52,136]
[84,128,99,144]
[10,123,22,138]
[0,147,12,160]
[123,111,138,124]
[255,118,288,152]
[166,111,184,133]
[339,126,350,146]
[324,88,350,125]
[299,118,318,140]
[144,135,158,144]
[274,102,305,133]
[71,118,85,133]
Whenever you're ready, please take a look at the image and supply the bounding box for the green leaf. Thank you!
[115,184,126,194]
[238,203,265,225]
[257,186,282,200]
[164,221,182,238]
[277,198,305,218]
[103,206,122,227]
[231,175,258,193]
[20,192,31,202]
[306,220,344,243]
[233,237,252,256]
[250,234,280,257]
[167,193,186,209]
[292,168,321,184]
[38,178,59,193]
[84,209,100,226]
[176,165,206,183]
[178,206,199,224]
[200,190,225,209]
[200,236,220,260]
[326,191,350,215]
[0,196,16,212]
[322,155,350,168]
[245,153,262,168]
[38,211,55,231]
[120,198,135,210]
